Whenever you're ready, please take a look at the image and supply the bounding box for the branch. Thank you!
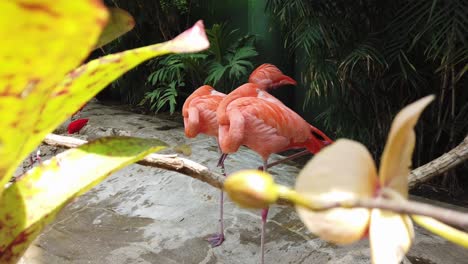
[43,133,468,228]
[44,134,293,204]
[318,197,468,230]
[409,134,468,188]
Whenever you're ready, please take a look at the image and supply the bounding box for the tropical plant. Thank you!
[140,53,206,113]
[0,1,209,262]
[94,0,195,105]
[266,0,467,193]
[141,80,180,113]
[142,22,258,113]
[203,23,258,91]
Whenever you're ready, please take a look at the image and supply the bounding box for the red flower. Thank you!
[67,119,89,134]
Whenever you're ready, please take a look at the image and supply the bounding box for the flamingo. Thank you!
[217,96,332,263]
[183,85,228,246]
[183,64,297,247]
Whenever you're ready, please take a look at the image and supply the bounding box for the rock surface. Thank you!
[20,100,468,264]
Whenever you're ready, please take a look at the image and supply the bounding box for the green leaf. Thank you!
[0,136,167,263]
[94,7,135,49]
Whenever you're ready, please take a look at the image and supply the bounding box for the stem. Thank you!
[412,215,468,248]
[279,188,468,230]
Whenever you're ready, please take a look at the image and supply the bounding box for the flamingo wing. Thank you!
[183,85,216,117]
[191,94,224,137]
[217,83,262,125]
[223,97,311,159]
[231,98,310,142]
[183,85,225,138]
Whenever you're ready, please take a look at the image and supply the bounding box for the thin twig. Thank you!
[322,198,468,230]
[43,133,468,229]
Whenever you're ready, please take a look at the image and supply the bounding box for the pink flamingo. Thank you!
[217,96,332,263]
[183,64,298,247]
[183,85,228,246]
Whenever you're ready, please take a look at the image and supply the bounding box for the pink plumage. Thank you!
[218,97,332,159]
[182,64,302,251]
[182,85,225,138]
[248,63,297,89]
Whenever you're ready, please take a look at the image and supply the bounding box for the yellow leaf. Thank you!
[370,209,414,264]
[295,139,378,244]
[0,15,208,189]
[0,136,166,262]
[0,0,108,189]
[379,95,435,196]
[94,7,135,49]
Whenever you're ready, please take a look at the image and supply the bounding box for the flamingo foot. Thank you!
[206,162,227,248]
[205,232,225,247]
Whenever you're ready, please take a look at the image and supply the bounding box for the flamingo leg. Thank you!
[258,149,310,171]
[260,159,269,264]
[207,145,228,247]
[217,153,228,167]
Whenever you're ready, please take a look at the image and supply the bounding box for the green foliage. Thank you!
[98,0,195,104]
[204,24,258,89]
[142,23,258,114]
[267,0,468,190]
[140,53,206,114]
[141,81,179,113]
[161,0,189,14]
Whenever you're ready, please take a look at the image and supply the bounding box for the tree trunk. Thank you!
[409,135,468,188]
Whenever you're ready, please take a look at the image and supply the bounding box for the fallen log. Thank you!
[409,135,468,188]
